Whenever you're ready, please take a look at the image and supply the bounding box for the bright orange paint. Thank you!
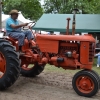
[0,52,6,78]
[6,33,95,70]
[76,75,94,93]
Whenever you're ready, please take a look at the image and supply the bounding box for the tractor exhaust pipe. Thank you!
[72,9,79,35]
[66,18,71,35]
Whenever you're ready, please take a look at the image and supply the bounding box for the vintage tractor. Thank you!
[0,9,99,97]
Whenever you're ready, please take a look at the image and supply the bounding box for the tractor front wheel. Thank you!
[21,63,45,77]
[72,70,100,97]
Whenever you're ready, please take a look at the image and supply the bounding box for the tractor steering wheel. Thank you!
[23,22,37,41]
[28,22,37,40]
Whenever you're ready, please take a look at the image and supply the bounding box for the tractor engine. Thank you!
[52,41,79,69]
[36,34,95,70]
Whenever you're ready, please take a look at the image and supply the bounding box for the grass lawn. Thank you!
[44,58,100,75]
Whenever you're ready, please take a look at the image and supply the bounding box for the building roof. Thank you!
[33,14,100,33]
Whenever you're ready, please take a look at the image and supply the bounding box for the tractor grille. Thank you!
[89,43,94,62]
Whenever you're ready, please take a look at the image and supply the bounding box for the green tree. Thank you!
[44,0,100,14]
[2,0,43,21]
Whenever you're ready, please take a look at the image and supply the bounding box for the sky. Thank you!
[40,0,44,5]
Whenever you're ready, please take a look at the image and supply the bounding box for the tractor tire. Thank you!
[21,63,45,77]
[89,70,100,88]
[79,69,100,88]
[0,39,20,90]
[72,70,100,97]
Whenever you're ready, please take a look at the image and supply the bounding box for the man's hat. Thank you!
[9,9,19,15]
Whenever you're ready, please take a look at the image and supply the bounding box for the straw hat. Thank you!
[9,9,19,15]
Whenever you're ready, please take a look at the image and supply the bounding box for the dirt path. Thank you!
[0,72,100,100]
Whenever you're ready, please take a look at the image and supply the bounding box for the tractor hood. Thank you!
[36,34,95,42]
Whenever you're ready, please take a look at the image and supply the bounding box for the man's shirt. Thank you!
[6,17,20,33]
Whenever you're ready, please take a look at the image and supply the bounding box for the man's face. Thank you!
[11,13,19,19]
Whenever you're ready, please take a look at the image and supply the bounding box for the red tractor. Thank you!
[0,9,99,97]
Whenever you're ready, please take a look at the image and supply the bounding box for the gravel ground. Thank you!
[0,71,100,100]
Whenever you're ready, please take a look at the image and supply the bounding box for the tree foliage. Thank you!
[44,0,100,14]
[2,0,43,21]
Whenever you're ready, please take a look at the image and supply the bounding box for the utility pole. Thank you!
[0,0,2,29]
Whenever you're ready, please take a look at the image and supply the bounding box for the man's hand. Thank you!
[22,23,29,26]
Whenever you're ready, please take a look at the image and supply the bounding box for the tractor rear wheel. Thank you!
[21,63,45,77]
[0,39,20,90]
[72,70,100,97]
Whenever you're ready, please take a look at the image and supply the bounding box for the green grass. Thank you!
[44,64,79,74]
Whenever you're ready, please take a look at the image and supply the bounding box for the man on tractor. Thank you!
[6,9,35,53]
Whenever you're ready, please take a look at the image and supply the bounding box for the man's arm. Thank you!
[10,23,28,29]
